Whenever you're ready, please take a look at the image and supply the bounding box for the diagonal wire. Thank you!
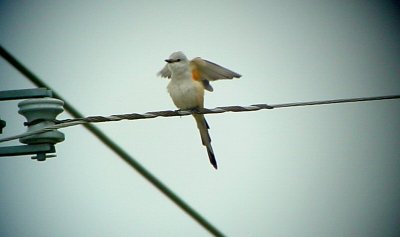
[0,45,226,237]
[1,94,399,143]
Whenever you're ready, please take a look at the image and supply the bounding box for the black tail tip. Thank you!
[210,158,218,169]
[207,149,218,170]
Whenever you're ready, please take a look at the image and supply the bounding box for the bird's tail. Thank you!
[193,114,217,169]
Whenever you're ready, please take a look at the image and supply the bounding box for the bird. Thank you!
[158,51,241,169]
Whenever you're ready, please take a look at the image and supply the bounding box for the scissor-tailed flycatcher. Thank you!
[158,51,241,169]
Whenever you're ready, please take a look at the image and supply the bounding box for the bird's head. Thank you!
[165,51,189,73]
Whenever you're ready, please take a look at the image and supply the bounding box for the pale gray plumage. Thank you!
[157,51,241,169]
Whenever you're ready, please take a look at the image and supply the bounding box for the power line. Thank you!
[59,94,400,123]
[270,95,400,108]
[1,94,399,143]
[0,45,226,237]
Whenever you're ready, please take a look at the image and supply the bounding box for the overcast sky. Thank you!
[1,1,400,237]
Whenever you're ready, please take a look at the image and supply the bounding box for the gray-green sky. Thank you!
[1,1,400,236]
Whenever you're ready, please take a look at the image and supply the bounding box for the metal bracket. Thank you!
[0,88,52,101]
[0,144,56,161]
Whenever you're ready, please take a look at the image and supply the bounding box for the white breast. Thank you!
[167,74,204,110]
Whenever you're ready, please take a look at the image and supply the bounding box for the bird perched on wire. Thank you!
[158,51,241,169]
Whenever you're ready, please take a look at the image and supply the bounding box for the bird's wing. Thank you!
[190,57,241,81]
[157,64,171,78]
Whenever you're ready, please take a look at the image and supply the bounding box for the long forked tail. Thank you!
[193,114,217,169]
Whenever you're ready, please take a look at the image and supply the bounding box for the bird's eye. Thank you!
[176,59,181,62]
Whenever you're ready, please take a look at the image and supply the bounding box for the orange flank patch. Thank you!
[192,69,201,81]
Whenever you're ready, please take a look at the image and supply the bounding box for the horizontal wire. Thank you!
[1,94,399,143]
[270,95,400,108]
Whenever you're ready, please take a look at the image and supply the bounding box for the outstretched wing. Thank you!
[157,64,171,78]
[190,57,241,81]
[190,57,241,92]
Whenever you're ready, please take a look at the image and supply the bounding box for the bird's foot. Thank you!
[175,107,200,114]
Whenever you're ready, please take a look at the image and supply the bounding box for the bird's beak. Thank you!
[165,59,180,63]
